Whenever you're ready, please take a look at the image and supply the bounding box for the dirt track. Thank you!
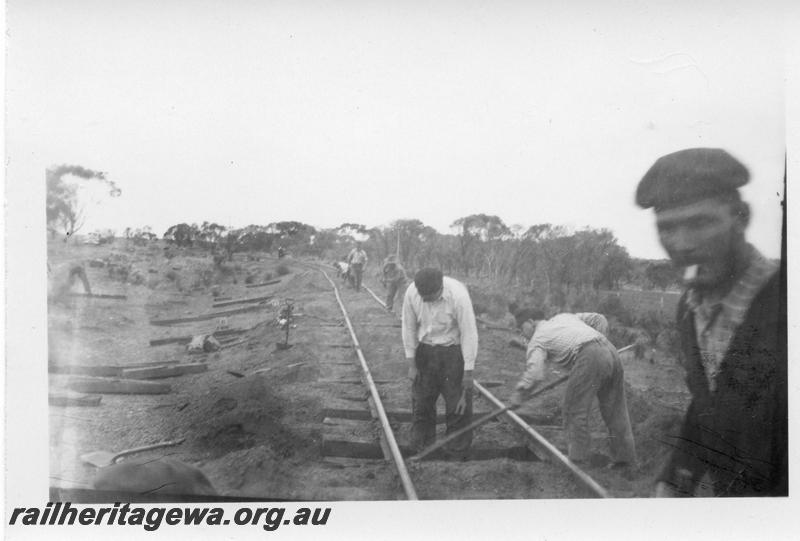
[48,243,690,500]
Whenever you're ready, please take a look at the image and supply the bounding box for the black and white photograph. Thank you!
[4,1,797,539]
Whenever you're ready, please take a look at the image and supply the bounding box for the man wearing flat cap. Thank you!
[637,148,786,497]
[401,268,479,458]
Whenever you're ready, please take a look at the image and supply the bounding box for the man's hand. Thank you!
[455,390,469,415]
[508,386,531,409]
[407,358,418,382]
[455,370,474,415]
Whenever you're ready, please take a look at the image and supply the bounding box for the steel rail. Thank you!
[473,380,610,498]
[318,270,419,500]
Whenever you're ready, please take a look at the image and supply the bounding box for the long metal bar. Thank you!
[320,270,419,500]
[411,374,571,461]
[473,380,610,498]
[362,285,386,308]
[410,407,512,462]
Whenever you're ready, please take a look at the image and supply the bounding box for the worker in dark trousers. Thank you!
[510,312,636,467]
[347,242,368,291]
[402,268,479,459]
[381,255,408,312]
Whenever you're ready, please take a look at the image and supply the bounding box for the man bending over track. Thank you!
[401,268,478,460]
[381,255,408,312]
[509,312,637,468]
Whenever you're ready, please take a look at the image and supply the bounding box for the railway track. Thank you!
[288,257,612,499]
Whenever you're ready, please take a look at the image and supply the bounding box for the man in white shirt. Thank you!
[346,242,368,291]
[510,312,636,467]
[401,268,479,459]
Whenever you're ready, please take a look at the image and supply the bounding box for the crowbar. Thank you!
[410,374,570,461]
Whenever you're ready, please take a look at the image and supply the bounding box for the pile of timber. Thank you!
[50,361,210,405]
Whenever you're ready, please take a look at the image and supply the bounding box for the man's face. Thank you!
[655,197,745,289]
[521,320,538,340]
[420,287,443,303]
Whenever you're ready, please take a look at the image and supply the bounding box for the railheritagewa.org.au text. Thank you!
[9,502,331,531]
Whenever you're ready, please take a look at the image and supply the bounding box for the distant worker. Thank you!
[402,268,479,459]
[509,312,636,468]
[347,242,368,292]
[47,262,92,304]
[636,148,786,497]
[277,246,286,259]
[381,255,408,312]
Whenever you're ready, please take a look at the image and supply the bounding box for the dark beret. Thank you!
[414,267,443,296]
[636,148,749,209]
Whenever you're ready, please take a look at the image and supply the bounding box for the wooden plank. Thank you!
[68,293,128,300]
[121,363,208,379]
[49,360,183,375]
[49,365,122,377]
[49,391,102,407]
[245,279,281,289]
[322,407,487,424]
[321,456,385,467]
[322,406,553,425]
[321,418,538,461]
[66,376,171,395]
[220,338,250,350]
[125,360,181,368]
[212,295,274,308]
[321,417,382,459]
[319,378,505,388]
[319,378,392,385]
[149,328,247,346]
[149,305,268,326]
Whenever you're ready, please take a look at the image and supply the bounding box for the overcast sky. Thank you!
[7,0,787,259]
